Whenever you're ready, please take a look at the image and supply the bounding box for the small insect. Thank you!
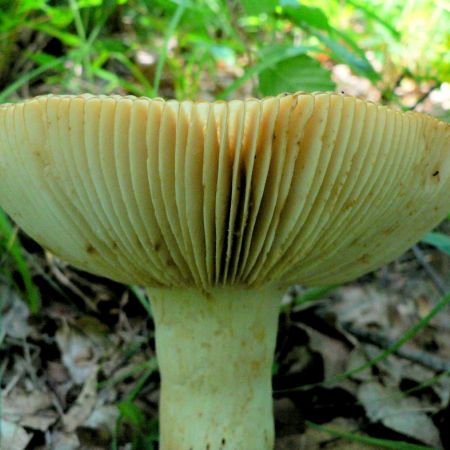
[432,170,440,177]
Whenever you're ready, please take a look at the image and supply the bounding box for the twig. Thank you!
[412,245,448,295]
[343,322,450,372]
[47,255,98,312]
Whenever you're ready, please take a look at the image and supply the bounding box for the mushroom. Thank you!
[0,93,448,449]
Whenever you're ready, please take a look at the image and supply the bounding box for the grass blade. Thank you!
[306,421,435,450]
[0,56,66,103]
[153,1,187,96]
[0,209,40,313]
[421,231,450,256]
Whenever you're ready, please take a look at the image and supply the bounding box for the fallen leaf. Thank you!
[21,412,59,432]
[2,388,58,432]
[345,347,374,382]
[0,287,31,340]
[358,381,442,448]
[51,431,80,450]
[63,365,99,432]
[306,326,351,380]
[84,404,119,433]
[56,322,99,384]
[2,388,52,417]
[0,420,32,450]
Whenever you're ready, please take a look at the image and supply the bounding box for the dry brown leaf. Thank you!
[2,388,52,417]
[2,387,57,432]
[0,420,32,450]
[358,381,442,448]
[306,326,350,380]
[1,287,31,340]
[345,346,374,382]
[331,286,393,330]
[84,404,119,433]
[50,431,80,450]
[56,322,100,384]
[63,365,99,432]
[20,412,59,432]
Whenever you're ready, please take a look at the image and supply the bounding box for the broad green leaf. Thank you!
[282,4,379,81]
[259,54,335,95]
[46,6,74,27]
[283,4,329,30]
[218,44,317,99]
[422,232,450,256]
[311,28,380,81]
[241,0,278,15]
[16,0,47,14]
[345,0,400,39]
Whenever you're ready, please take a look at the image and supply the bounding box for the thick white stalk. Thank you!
[147,286,283,450]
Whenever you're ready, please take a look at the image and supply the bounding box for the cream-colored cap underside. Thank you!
[0,93,448,288]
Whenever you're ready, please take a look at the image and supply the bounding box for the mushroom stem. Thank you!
[148,286,283,450]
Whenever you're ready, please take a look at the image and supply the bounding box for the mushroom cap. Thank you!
[0,93,448,289]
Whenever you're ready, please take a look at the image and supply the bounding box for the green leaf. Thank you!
[345,0,400,39]
[77,0,103,7]
[422,232,450,256]
[259,54,335,95]
[46,6,74,27]
[118,401,146,429]
[311,28,379,81]
[283,4,329,30]
[282,4,379,81]
[218,44,318,99]
[241,0,278,15]
[16,0,48,14]
[31,23,82,47]
[28,51,59,65]
[0,209,40,313]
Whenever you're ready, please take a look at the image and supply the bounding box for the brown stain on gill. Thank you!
[86,244,97,255]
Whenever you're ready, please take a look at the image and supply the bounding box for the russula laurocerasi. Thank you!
[0,93,449,449]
